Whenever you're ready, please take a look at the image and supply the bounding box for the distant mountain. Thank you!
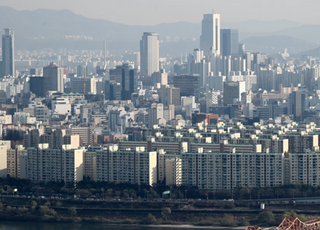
[0,6,319,57]
[241,35,317,55]
[222,20,305,39]
[274,25,320,44]
[296,46,320,57]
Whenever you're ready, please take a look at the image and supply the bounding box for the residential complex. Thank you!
[1,11,320,192]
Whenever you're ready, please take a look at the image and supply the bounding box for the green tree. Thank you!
[161,207,171,220]
[16,206,28,215]
[144,213,157,224]
[30,200,37,207]
[39,205,57,217]
[68,207,77,217]
[256,211,276,225]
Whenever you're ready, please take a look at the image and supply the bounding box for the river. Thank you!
[0,221,231,230]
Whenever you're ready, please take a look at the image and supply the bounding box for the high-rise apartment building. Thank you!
[95,146,157,186]
[1,28,15,78]
[43,62,65,94]
[220,29,239,56]
[200,13,220,56]
[27,144,84,184]
[140,32,159,76]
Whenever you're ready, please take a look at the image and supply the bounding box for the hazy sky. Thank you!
[1,0,320,25]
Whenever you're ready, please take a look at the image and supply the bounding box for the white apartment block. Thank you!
[157,149,181,184]
[182,149,284,190]
[288,152,320,186]
[0,143,8,178]
[165,157,182,186]
[7,145,27,178]
[0,112,12,124]
[96,146,157,186]
[13,112,36,125]
[84,151,97,181]
[27,144,84,184]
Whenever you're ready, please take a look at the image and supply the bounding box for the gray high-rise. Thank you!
[200,13,220,56]
[220,29,239,56]
[140,32,159,76]
[1,28,15,77]
[43,62,65,94]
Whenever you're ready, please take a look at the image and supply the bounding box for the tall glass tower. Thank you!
[200,13,220,56]
[1,28,15,77]
[220,29,239,56]
[140,32,159,76]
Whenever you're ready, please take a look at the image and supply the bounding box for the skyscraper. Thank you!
[220,29,239,56]
[109,63,135,100]
[43,62,65,94]
[200,13,220,56]
[1,28,15,77]
[140,32,159,76]
[288,91,306,121]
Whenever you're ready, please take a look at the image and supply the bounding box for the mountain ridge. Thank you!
[0,6,319,56]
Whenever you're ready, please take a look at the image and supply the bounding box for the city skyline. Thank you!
[1,0,320,26]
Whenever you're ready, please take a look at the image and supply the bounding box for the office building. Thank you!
[70,77,95,94]
[223,81,246,106]
[77,65,88,78]
[159,85,180,106]
[220,29,239,57]
[288,91,306,121]
[29,76,44,97]
[200,13,220,55]
[152,69,168,87]
[140,32,159,76]
[173,75,200,101]
[1,28,15,78]
[43,62,65,93]
[109,63,135,100]
[148,103,164,127]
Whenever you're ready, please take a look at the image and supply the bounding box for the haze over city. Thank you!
[2,1,320,230]
[2,0,320,25]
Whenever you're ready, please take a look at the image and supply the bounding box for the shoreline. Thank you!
[0,218,248,229]
[148,224,246,229]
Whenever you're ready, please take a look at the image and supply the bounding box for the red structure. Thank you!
[246,217,320,230]
[194,114,219,125]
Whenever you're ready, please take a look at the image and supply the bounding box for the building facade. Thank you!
[1,28,15,78]
[140,32,159,76]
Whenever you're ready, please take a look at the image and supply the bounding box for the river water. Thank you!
[0,221,227,230]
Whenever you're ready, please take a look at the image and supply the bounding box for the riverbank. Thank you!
[1,197,319,228]
[148,224,246,229]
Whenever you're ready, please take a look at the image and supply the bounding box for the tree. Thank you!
[256,211,276,225]
[68,207,77,217]
[144,213,157,224]
[161,207,171,220]
[220,214,237,226]
[30,200,37,208]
